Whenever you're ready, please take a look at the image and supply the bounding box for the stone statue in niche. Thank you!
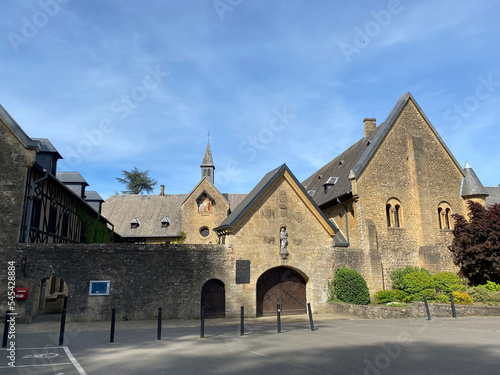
[280,226,288,254]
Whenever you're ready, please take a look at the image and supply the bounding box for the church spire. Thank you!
[201,139,215,184]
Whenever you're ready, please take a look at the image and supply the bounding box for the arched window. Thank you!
[438,202,453,230]
[386,198,403,228]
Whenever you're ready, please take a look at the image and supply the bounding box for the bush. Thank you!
[374,290,407,304]
[399,270,435,296]
[481,281,500,292]
[390,266,430,290]
[333,268,370,305]
[434,293,451,303]
[467,286,500,305]
[432,272,466,293]
[452,291,473,305]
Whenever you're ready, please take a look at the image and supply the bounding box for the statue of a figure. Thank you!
[280,227,288,254]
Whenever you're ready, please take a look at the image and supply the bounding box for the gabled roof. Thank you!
[302,92,464,207]
[201,142,214,167]
[181,177,230,206]
[215,164,347,245]
[461,162,488,197]
[56,171,89,186]
[0,104,40,150]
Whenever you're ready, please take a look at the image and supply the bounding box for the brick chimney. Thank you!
[160,184,165,197]
[364,118,376,137]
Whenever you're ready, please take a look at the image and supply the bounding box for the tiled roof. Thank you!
[32,138,62,158]
[201,142,214,167]
[0,104,40,150]
[84,190,103,202]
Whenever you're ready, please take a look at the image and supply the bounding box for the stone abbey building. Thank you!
[1,93,499,321]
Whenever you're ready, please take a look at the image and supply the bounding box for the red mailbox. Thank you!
[15,288,29,300]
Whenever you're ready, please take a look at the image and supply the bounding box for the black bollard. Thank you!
[240,306,244,336]
[110,308,116,343]
[2,310,11,348]
[200,306,205,338]
[307,303,315,332]
[157,307,162,340]
[450,293,457,318]
[423,296,432,320]
[58,309,67,346]
[277,304,281,333]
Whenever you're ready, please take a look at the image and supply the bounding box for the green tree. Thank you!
[116,167,157,194]
[449,201,500,285]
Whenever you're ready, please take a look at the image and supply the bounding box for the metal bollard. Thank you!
[240,306,244,336]
[307,303,315,331]
[200,306,205,338]
[423,296,432,320]
[277,304,281,333]
[157,307,162,340]
[2,310,11,348]
[59,309,67,346]
[450,293,457,318]
[110,308,116,343]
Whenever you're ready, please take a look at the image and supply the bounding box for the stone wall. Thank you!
[325,302,500,319]
[14,243,231,322]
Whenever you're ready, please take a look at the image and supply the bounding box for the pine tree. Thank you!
[116,167,157,195]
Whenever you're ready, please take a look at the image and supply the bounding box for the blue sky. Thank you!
[1,0,499,198]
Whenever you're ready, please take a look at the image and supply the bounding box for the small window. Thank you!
[386,198,403,228]
[200,227,210,237]
[161,216,170,228]
[89,281,110,296]
[61,213,69,238]
[438,202,453,230]
[130,217,140,229]
[31,197,42,229]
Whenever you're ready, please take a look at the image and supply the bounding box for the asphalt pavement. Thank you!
[2,314,500,375]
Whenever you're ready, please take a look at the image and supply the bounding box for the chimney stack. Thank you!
[160,184,165,197]
[364,118,376,137]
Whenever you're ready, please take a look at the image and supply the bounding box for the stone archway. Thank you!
[201,279,225,318]
[32,276,68,316]
[256,267,307,317]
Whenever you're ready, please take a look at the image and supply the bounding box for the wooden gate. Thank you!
[201,279,225,318]
[257,267,307,317]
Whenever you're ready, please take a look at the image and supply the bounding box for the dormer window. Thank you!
[130,217,140,229]
[339,160,344,167]
[323,177,338,193]
[161,216,170,228]
[308,190,316,197]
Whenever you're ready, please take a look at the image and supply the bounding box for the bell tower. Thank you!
[201,136,215,184]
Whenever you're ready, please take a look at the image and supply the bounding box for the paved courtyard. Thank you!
[2,315,499,374]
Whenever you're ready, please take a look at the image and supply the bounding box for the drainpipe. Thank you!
[25,171,48,243]
[336,198,349,243]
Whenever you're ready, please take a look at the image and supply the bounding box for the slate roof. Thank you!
[201,142,214,167]
[32,138,62,158]
[103,193,247,238]
[485,187,500,207]
[461,162,488,197]
[84,190,104,202]
[215,164,347,245]
[56,171,89,186]
[0,104,40,150]
[302,92,464,208]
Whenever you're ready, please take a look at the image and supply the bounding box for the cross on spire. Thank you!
[207,132,211,143]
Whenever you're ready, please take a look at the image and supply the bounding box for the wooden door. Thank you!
[201,279,225,318]
[257,267,307,316]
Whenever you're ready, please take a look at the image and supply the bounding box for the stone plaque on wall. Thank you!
[236,260,250,284]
